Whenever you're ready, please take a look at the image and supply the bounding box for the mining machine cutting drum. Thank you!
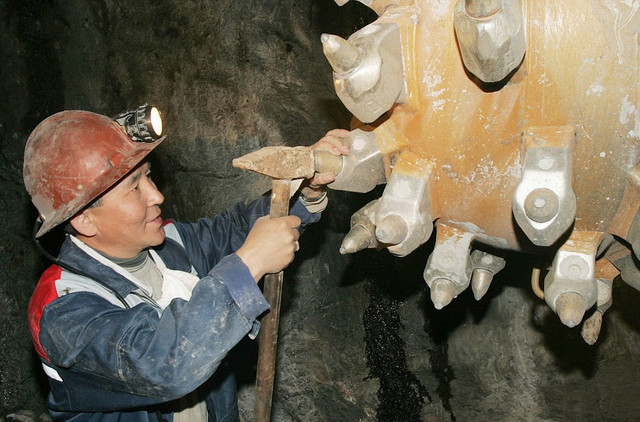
[322,0,640,344]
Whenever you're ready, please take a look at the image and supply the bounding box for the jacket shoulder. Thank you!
[28,265,63,361]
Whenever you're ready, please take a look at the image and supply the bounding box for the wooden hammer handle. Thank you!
[254,179,291,422]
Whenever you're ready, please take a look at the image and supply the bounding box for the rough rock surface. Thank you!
[1,1,640,421]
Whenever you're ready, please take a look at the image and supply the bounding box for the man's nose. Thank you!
[146,180,165,206]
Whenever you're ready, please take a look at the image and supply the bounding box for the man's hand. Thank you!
[236,215,302,282]
[302,129,350,198]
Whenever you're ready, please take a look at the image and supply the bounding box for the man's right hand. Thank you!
[236,215,302,282]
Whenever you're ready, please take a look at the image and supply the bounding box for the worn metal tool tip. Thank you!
[232,146,315,179]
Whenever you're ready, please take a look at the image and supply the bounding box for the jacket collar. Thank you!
[57,234,194,298]
[57,236,150,298]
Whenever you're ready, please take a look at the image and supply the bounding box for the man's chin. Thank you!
[149,227,166,247]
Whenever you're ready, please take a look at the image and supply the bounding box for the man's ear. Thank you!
[70,210,98,237]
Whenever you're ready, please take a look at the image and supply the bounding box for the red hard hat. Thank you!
[23,110,165,237]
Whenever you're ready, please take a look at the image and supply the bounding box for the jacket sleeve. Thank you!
[38,254,268,406]
[171,193,321,276]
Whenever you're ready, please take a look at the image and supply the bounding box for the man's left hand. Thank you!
[302,128,350,198]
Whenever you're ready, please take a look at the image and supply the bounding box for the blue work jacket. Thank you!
[28,194,321,421]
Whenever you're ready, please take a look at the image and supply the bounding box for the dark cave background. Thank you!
[1,1,640,421]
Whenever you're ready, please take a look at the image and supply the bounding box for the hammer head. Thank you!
[232,146,315,179]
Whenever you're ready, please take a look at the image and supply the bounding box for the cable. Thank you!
[32,218,131,309]
[531,267,544,300]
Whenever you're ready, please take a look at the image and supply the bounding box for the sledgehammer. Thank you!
[232,146,342,422]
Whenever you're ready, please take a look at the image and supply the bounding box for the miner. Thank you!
[22,106,349,421]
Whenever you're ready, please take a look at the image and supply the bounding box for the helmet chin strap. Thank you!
[31,218,130,309]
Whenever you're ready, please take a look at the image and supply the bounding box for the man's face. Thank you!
[80,161,166,258]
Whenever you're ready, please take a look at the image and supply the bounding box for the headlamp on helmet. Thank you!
[113,104,163,143]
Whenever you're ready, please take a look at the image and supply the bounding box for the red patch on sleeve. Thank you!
[28,265,62,362]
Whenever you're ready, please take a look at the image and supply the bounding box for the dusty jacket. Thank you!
[28,195,320,421]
